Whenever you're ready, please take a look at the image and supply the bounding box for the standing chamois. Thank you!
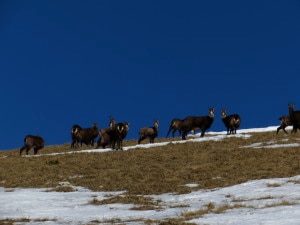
[20,135,45,155]
[221,109,241,135]
[97,118,129,150]
[166,118,183,138]
[70,123,99,148]
[138,120,159,144]
[113,122,130,150]
[180,107,215,140]
[70,124,82,148]
[288,104,300,134]
[96,117,117,149]
[276,115,292,134]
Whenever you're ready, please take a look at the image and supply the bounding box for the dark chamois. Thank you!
[70,124,82,148]
[112,122,130,150]
[166,118,199,137]
[288,104,300,134]
[166,118,184,138]
[138,120,159,144]
[96,117,117,149]
[20,135,45,155]
[276,115,292,134]
[221,109,241,135]
[71,123,99,148]
[180,107,215,140]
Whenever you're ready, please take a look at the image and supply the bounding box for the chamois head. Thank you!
[221,109,227,119]
[109,117,117,130]
[124,122,130,132]
[208,107,215,118]
[153,120,159,129]
[288,103,295,111]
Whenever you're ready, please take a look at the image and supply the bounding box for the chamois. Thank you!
[138,120,159,144]
[277,115,292,134]
[166,118,183,138]
[180,107,215,140]
[71,123,99,148]
[166,118,200,138]
[20,135,44,155]
[96,117,117,149]
[70,124,82,148]
[112,122,130,150]
[288,104,300,134]
[221,109,241,135]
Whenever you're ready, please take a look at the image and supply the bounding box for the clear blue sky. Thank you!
[1,1,300,150]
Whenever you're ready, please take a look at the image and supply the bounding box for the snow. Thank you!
[1,126,300,224]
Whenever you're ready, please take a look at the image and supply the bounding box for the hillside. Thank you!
[0,127,300,224]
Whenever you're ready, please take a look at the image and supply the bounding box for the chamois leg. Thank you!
[172,130,181,137]
[166,128,172,138]
[114,140,119,150]
[90,139,94,147]
[292,126,298,134]
[291,128,296,134]
[150,137,154,143]
[181,132,187,140]
[200,130,205,137]
[116,140,123,150]
[103,144,108,148]
[277,125,288,134]
[20,146,27,156]
[97,139,108,149]
[111,140,116,150]
[71,140,78,149]
[138,135,145,144]
[34,147,39,155]
[276,127,281,134]
[172,130,176,138]
[96,138,101,149]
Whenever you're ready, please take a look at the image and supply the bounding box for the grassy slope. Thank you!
[0,131,299,196]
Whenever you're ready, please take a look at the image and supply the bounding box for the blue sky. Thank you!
[0,1,300,150]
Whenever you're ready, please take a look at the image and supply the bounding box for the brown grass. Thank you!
[0,131,300,202]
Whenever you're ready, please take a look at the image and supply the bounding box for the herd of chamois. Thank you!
[19,104,300,155]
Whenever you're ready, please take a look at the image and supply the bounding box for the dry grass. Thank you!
[266,182,283,187]
[265,200,296,207]
[0,218,58,224]
[0,131,300,205]
[90,194,163,211]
